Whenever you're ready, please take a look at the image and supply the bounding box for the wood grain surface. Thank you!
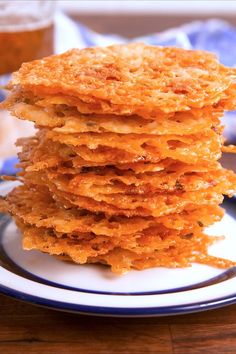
[1,294,236,354]
[1,14,236,354]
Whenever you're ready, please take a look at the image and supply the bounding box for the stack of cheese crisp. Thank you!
[2,43,236,274]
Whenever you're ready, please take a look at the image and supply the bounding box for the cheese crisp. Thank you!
[6,44,236,114]
[1,43,236,274]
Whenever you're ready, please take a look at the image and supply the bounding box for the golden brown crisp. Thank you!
[6,101,222,135]
[6,184,224,235]
[7,43,236,114]
[2,43,236,274]
[19,220,236,274]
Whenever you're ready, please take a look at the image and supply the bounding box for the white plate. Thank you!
[1,181,236,317]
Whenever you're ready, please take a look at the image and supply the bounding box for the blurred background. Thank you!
[0,0,236,173]
[59,0,236,37]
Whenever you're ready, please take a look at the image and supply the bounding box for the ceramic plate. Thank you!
[1,181,236,317]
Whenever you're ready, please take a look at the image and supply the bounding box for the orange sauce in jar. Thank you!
[0,23,54,75]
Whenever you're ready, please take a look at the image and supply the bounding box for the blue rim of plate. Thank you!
[0,282,236,317]
[0,195,235,316]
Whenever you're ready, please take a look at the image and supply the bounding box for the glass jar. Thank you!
[0,0,56,77]
[0,0,56,162]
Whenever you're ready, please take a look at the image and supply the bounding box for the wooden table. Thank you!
[1,294,236,354]
[1,13,236,354]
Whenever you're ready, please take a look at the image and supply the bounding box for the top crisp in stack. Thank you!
[2,43,236,274]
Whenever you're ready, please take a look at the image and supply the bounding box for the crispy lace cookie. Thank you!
[18,219,236,274]
[22,171,224,217]
[21,165,236,196]
[6,101,222,135]
[5,184,224,235]
[18,134,220,173]
[46,129,223,164]
[7,43,236,115]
